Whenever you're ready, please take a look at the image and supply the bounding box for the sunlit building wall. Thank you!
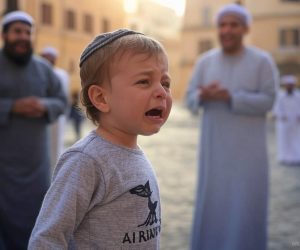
[0,1,4,12]
[125,0,183,99]
[180,0,300,99]
[0,0,125,93]
[248,0,300,77]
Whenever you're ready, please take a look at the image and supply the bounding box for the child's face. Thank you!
[102,51,172,140]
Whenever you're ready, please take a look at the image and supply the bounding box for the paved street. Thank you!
[65,102,300,250]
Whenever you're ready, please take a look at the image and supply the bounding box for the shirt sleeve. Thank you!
[184,57,205,115]
[230,54,279,116]
[40,68,68,123]
[28,151,106,249]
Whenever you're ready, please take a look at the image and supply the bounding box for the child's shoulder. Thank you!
[66,130,103,154]
[52,130,148,184]
[57,130,145,171]
[66,130,144,157]
[58,131,108,165]
[52,131,105,175]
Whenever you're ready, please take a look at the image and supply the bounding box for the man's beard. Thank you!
[3,40,33,66]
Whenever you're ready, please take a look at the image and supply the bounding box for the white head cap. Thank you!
[40,46,59,58]
[281,75,298,85]
[216,3,252,26]
[2,11,34,28]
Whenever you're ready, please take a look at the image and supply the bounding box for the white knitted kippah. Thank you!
[281,75,297,85]
[79,29,143,67]
[41,46,59,57]
[216,3,251,26]
[2,10,34,27]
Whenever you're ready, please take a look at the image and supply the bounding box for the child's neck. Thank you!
[96,126,138,149]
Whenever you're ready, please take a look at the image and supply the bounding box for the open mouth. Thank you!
[145,108,163,118]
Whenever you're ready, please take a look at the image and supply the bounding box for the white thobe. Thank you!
[273,90,300,164]
[50,67,70,167]
[185,46,279,250]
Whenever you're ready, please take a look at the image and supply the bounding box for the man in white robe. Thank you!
[273,75,300,165]
[185,3,279,250]
[40,47,70,168]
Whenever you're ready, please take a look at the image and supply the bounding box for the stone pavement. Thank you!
[64,102,300,250]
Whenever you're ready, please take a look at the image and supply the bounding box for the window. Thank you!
[41,3,52,25]
[83,14,93,34]
[65,10,76,30]
[5,0,18,12]
[198,40,213,54]
[280,28,300,48]
[101,18,110,33]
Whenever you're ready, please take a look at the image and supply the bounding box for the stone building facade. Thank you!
[0,0,125,93]
[180,0,300,98]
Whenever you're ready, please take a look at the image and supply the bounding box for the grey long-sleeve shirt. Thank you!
[29,131,161,249]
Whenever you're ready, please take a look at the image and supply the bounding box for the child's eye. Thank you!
[162,81,171,89]
[137,79,150,85]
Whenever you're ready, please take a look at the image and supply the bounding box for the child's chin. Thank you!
[141,128,161,136]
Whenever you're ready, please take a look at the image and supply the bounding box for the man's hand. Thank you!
[199,81,231,103]
[12,97,46,118]
[213,88,231,102]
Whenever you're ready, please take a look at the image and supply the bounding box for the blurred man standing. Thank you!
[273,75,300,165]
[40,46,70,167]
[185,3,279,250]
[0,11,67,249]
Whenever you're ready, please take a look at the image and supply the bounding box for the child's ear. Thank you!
[88,85,110,113]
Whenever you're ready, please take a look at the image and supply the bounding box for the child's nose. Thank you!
[154,84,167,99]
